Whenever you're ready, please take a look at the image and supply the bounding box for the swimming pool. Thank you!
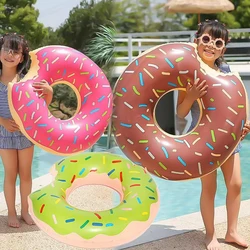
[1,136,250,222]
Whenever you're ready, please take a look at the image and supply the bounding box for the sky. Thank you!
[35,0,82,29]
[35,0,166,29]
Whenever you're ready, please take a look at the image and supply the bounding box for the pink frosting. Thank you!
[9,46,113,155]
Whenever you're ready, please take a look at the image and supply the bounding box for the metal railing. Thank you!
[112,28,250,71]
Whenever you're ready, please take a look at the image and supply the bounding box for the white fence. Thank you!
[111,28,250,77]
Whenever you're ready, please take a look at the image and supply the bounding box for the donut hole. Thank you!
[154,90,201,135]
[67,185,121,211]
[49,83,78,120]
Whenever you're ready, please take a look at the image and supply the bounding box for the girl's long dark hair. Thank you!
[196,20,229,67]
[0,33,30,74]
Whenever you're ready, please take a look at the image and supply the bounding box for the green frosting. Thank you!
[29,152,159,239]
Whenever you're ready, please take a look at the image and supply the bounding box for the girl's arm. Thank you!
[177,90,195,118]
[42,88,53,106]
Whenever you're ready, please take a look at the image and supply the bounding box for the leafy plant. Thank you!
[85,24,116,69]
[84,24,117,86]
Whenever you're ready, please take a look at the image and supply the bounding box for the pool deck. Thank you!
[0,174,249,250]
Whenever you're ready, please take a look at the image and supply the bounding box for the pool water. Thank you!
[1,137,250,222]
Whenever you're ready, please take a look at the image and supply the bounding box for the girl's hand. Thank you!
[186,78,208,102]
[241,120,250,141]
[1,118,19,132]
[32,80,53,98]
[32,80,53,105]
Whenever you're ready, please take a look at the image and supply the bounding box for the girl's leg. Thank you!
[221,153,248,247]
[17,146,35,225]
[200,170,220,250]
[0,149,19,228]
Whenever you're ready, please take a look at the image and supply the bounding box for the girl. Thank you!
[0,33,53,228]
[177,20,250,250]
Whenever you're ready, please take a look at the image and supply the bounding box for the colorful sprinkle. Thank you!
[50,195,60,198]
[137,197,142,204]
[92,223,103,226]
[130,184,141,187]
[90,108,100,114]
[211,130,216,142]
[58,179,66,182]
[159,162,167,170]
[143,68,154,79]
[120,172,123,182]
[176,57,184,62]
[207,107,216,110]
[165,58,174,68]
[118,217,128,221]
[139,104,147,108]
[80,220,89,229]
[106,223,114,227]
[168,82,177,87]
[65,206,74,211]
[139,72,144,86]
[206,143,214,150]
[26,100,35,106]
[177,76,183,86]
[161,146,169,158]
[146,186,154,193]
[231,133,236,140]
[141,115,150,121]
[79,168,85,175]
[94,213,101,219]
[231,80,237,85]
[133,86,140,95]
[65,218,75,223]
[178,156,187,167]
[139,140,148,144]
[37,193,47,200]
[120,123,132,128]
[70,175,76,183]
[40,204,45,213]
[108,169,115,176]
[131,177,141,181]
[115,92,123,97]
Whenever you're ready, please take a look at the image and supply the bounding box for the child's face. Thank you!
[0,42,23,68]
[195,31,226,64]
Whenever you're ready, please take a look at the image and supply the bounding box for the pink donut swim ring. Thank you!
[8,46,113,155]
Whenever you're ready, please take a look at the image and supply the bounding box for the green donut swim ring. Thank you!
[28,152,160,248]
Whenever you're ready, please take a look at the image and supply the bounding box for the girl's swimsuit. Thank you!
[0,81,33,149]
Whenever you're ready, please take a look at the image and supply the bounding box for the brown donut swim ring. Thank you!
[112,43,248,181]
